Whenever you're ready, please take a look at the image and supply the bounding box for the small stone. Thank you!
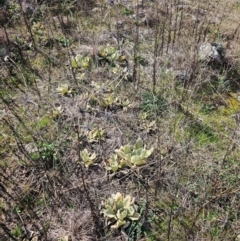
[199,42,226,65]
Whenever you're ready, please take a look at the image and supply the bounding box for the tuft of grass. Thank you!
[140,92,168,117]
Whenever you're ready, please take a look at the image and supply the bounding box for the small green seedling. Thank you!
[88,128,105,143]
[11,225,23,238]
[139,113,157,133]
[71,54,90,69]
[80,148,97,168]
[58,37,70,47]
[105,154,126,172]
[101,192,140,229]
[89,93,121,110]
[56,84,72,96]
[115,139,154,167]
[116,97,130,111]
[32,22,44,36]
[52,106,63,120]
[90,81,105,91]
[99,94,118,109]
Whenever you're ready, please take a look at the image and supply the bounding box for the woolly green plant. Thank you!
[87,128,105,143]
[115,139,154,167]
[71,54,90,69]
[98,45,119,63]
[52,106,63,120]
[101,192,140,229]
[80,149,97,168]
[105,154,126,172]
[56,84,72,96]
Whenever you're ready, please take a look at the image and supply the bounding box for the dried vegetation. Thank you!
[0,0,240,240]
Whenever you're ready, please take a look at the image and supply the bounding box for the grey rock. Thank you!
[199,42,226,65]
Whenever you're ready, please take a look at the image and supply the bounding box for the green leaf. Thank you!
[70,59,79,68]
[135,138,144,150]
[127,206,135,216]
[80,149,96,167]
[128,212,140,220]
[123,145,132,154]
[116,201,124,210]
[116,209,128,220]
[144,147,154,158]
[131,155,146,166]
[106,198,114,207]
[134,148,143,156]
[111,219,126,229]
[122,196,131,208]
[115,149,126,159]
[103,209,116,219]
[114,192,123,203]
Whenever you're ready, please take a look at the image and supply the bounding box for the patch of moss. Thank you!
[218,92,240,115]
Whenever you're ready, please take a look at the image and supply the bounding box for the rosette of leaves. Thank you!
[32,22,44,36]
[88,93,119,109]
[105,154,126,172]
[115,139,153,167]
[139,113,157,133]
[56,84,72,96]
[98,45,119,64]
[52,106,63,120]
[80,148,97,168]
[101,192,140,229]
[87,128,105,143]
[98,94,118,109]
[70,54,90,69]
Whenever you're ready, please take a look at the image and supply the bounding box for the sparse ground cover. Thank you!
[0,0,240,240]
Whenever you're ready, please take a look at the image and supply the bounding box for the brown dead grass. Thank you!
[1,0,240,240]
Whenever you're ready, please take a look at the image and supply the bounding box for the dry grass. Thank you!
[0,0,240,240]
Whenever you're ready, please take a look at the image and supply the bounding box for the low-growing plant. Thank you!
[32,22,44,36]
[140,92,167,116]
[98,45,119,65]
[90,81,110,92]
[80,148,97,168]
[58,36,71,47]
[87,128,105,143]
[105,139,153,172]
[56,84,72,96]
[121,6,134,16]
[11,225,23,239]
[116,97,130,111]
[200,103,216,114]
[139,113,157,133]
[70,54,91,69]
[59,235,69,241]
[115,139,154,167]
[88,93,119,109]
[36,141,60,170]
[126,199,148,241]
[101,192,140,229]
[52,106,63,120]
[98,94,118,109]
[105,154,126,172]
